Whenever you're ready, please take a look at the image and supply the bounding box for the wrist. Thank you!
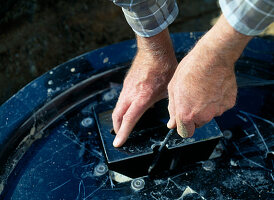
[127,29,177,86]
[200,15,252,64]
[136,29,176,60]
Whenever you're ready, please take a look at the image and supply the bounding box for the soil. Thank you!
[0,0,273,105]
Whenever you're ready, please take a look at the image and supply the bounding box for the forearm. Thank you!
[112,30,178,147]
[199,15,252,65]
[129,29,177,82]
[137,29,176,59]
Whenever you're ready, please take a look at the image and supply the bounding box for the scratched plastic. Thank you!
[0,32,273,199]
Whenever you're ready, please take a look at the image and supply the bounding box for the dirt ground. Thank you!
[0,0,273,105]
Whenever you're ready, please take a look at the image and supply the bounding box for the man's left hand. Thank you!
[167,15,252,137]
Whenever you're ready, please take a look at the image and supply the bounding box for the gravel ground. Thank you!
[0,0,273,104]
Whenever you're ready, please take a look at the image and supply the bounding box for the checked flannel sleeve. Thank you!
[112,0,179,37]
[219,0,274,36]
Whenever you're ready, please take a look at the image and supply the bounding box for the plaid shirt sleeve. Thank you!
[112,0,179,37]
[219,0,274,36]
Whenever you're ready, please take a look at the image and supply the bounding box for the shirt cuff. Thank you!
[120,0,179,37]
[219,0,274,36]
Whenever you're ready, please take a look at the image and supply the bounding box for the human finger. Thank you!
[192,104,216,128]
[113,100,149,147]
[112,97,131,134]
[175,114,195,138]
[167,85,176,129]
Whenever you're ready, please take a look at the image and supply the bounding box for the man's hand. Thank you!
[167,15,252,137]
[112,29,177,147]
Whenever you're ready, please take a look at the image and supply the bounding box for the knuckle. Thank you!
[122,114,133,123]
[136,96,149,107]
[138,84,154,96]
[112,112,122,122]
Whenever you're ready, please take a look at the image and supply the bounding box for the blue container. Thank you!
[0,33,273,199]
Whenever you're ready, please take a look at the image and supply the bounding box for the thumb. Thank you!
[176,116,195,138]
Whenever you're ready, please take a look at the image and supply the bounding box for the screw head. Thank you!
[94,164,108,176]
[223,130,232,140]
[202,160,215,171]
[131,178,145,191]
[81,117,94,128]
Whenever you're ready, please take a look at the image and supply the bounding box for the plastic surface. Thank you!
[0,33,273,199]
[95,98,222,178]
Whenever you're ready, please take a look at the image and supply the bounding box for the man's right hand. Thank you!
[112,29,177,147]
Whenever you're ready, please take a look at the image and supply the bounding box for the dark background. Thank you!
[0,0,273,105]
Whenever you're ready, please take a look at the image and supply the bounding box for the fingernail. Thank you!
[177,122,189,138]
[113,137,121,147]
